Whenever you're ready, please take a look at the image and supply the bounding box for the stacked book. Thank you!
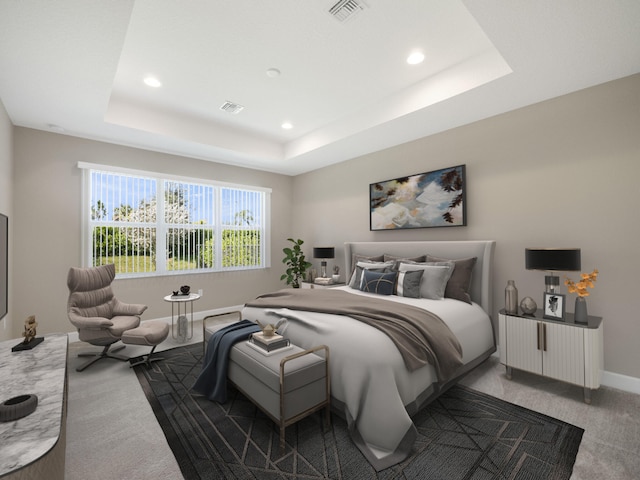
[313,277,333,285]
[249,332,290,352]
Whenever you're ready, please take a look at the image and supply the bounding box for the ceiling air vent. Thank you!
[219,101,244,114]
[329,0,366,22]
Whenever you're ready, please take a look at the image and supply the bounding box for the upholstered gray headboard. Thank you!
[344,241,495,315]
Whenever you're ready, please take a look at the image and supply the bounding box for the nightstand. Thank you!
[301,281,346,289]
[498,308,603,404]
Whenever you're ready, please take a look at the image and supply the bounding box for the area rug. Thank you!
[133,343,583,480]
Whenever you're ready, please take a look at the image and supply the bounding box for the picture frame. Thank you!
[543,292,565,320]
[369,165,466,231]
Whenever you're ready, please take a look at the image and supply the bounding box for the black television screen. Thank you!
[0,213,7,321]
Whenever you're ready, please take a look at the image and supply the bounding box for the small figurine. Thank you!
[256,319,286,337]
[12,315,43,352]
[22,316,38,344]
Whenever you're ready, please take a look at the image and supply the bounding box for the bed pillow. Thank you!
[360,270,398,296]
[348,261,393,289]
[348,254,384,285]
[426,255,477,304]
[395,269,424,298]
[383,254,427,265]
[398,262,453,300]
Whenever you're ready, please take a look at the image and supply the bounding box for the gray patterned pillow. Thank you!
[361,270,398,296]
[395,269,424,298]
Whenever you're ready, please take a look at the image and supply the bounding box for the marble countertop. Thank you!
[0,333,68,476]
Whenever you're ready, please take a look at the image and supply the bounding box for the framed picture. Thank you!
[369,165,466,231]
[543,292,565,320]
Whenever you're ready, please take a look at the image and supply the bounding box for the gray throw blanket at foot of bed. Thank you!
[192,320,260,403]
[245,288,463,381]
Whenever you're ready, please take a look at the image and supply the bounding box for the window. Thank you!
[79,163,271,277]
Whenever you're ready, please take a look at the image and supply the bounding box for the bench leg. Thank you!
[280,424,286,452]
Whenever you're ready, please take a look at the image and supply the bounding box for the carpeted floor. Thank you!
[133,343,583,480]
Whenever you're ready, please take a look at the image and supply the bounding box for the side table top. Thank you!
[0,333,68,476]
[164,293,201,302]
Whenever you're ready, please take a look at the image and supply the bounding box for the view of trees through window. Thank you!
[88,170,267,276]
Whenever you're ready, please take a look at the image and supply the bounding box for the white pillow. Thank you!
[348,261,393,289]
[397,262,454,299]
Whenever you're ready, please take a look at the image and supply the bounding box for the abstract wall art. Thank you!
[370,165,466,231]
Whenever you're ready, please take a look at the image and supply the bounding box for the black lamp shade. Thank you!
[525,248,581,271]
[313,247,335,259]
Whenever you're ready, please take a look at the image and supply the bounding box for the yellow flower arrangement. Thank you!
[565,269,599,297]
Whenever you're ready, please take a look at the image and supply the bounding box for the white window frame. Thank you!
[78,162,271,277]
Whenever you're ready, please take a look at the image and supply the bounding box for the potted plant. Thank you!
[280,238,312,288]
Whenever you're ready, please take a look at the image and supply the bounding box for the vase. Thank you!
[574,297,588,324]
[505,280,518,315]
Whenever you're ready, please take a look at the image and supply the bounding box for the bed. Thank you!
[242,240,496,470]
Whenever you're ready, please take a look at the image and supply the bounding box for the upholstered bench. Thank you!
[203,315,330,450]
[122,321,170,367]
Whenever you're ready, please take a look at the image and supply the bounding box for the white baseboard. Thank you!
[601,370,640,395]
[66,304,244,344]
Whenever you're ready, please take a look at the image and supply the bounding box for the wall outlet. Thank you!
[198,289,203,296]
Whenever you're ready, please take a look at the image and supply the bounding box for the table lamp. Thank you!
[525,248,581,292]
[313,247,335,278]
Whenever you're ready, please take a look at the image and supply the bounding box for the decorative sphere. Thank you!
[520,296,537,315]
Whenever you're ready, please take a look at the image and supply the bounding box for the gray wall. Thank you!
[292,74,640,381]
[0,100,12,341]
[11,130,293,337]
[4,73,640,383]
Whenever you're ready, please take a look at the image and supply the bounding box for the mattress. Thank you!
[242,285,495,470]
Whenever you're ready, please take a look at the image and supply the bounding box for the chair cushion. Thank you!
[122,321,170,346]
[109,315,143,337]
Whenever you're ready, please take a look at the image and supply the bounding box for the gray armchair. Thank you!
[67,263,147,372]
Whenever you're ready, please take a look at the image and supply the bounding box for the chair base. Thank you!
[76,343,129,372]
[128,345,163,368]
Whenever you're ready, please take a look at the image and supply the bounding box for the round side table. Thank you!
[163,293,201,341]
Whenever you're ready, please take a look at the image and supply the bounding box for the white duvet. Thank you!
[242,286,494,470]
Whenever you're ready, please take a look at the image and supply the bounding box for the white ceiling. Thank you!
[1,0,639,176]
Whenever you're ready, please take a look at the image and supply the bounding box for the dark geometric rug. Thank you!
[134,343,583,480]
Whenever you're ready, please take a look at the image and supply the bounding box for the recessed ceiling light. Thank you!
[406,51,425,65]
[143,76,162,88]
[281,122,293,130]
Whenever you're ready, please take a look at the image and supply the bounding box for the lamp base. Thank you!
[544,275,560,293]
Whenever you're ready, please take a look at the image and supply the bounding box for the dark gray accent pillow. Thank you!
[383,254,427,265]
[395,269,424,298]
[361,270,398,296]
[426,255,478,304]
